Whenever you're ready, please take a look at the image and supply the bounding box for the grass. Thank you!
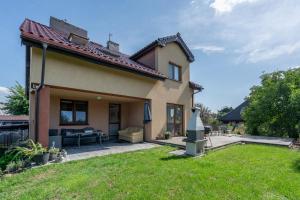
[0,144,300,200]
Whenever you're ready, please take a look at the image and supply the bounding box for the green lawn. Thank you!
[0,144,300,200]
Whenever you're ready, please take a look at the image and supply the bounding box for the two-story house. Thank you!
[19,17,202,146]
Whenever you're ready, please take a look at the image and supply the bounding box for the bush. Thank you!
[5,160,24,173]
[0,140,47,171]
[233,123,246,135]
[49,147,59,155]
[0,152,16,170]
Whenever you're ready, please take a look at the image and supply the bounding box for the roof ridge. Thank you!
[130,33,194,62]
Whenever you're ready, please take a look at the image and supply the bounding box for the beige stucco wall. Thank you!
[30,42,193,140]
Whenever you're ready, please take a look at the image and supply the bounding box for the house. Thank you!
[0,115,29,126]
[220,101,249,124]
[19,17,202,146]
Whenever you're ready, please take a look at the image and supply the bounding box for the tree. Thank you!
[217,106,233,119]
[1,82,29,115]
[243,68,300,138]
[195,103,212,125]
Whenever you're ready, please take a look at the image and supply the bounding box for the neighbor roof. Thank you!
[220,101,249,123]
[19,19,166,79]
[130,33,195,62]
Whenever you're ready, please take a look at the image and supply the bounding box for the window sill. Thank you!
[167,78,182,83]
[59,123,89,126]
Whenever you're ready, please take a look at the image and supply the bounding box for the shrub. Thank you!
[0,152,16,170]
[5,160,24,173]
[233,123,246,135]
[49,147,59,155]
[8,140,47,160]
[1,140,47,171]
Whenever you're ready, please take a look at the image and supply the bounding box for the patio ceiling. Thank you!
[50,88,144,102]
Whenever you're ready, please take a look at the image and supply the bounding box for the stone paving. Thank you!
[156,135,293,150]
[64,142,159,162]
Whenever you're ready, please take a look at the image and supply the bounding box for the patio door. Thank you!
[167,104,184,136]
[109,104,121,140]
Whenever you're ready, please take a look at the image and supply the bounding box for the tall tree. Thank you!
[243,68,300,138]
[1,82,29,115]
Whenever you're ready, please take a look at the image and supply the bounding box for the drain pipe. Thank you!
[34,43,48,142]
[192,90,201,107]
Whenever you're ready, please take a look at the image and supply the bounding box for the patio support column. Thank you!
[38,86,50,147]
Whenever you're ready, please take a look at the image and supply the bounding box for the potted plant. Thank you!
[49,147,60,161]
[32,148,49,165]
[22,140,48,165]
[164,131,171,139]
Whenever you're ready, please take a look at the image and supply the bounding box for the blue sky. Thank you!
[0,0,300,112]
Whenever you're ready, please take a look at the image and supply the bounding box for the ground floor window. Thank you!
[60,100,88,125]
[167,103,183,136]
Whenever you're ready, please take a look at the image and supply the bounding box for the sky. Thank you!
[0,0,300,112]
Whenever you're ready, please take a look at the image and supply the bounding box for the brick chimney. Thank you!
[50,16,89,46]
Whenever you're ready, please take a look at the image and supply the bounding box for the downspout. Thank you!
[34,43,48,142]
[192,90,201,107]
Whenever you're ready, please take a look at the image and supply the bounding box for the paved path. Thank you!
[65,142,159,162]
[156,135,293,150]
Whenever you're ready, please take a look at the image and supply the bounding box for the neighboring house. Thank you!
[0,115,29,126]
[220,101,249,123]
[19,17,202,146]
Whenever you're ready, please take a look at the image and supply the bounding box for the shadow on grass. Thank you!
[293,158,300,172]
[160,155,192,161]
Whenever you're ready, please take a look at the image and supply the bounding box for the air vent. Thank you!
[68,33,88,46]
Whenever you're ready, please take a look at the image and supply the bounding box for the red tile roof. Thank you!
[0,115,29,121]
[20,19,166,79]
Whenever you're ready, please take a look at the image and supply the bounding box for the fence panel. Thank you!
[0,124,29,148]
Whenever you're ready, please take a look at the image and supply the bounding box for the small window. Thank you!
[60,100,88,125]
[168,63,181,81]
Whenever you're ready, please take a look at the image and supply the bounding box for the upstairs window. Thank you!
[60,100,88,125]
[168,63,182,81]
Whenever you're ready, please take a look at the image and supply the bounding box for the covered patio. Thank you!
[31,86,152,147]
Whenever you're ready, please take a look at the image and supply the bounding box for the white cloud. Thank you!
[0,86,9,95]
[191,44,225,53]
[0,86,9,103]
[178,0,300,63]
[210,0,259,14]
[241,42,300,63]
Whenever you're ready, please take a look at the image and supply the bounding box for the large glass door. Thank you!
[109,104,121,140]
[167,104,183,136]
